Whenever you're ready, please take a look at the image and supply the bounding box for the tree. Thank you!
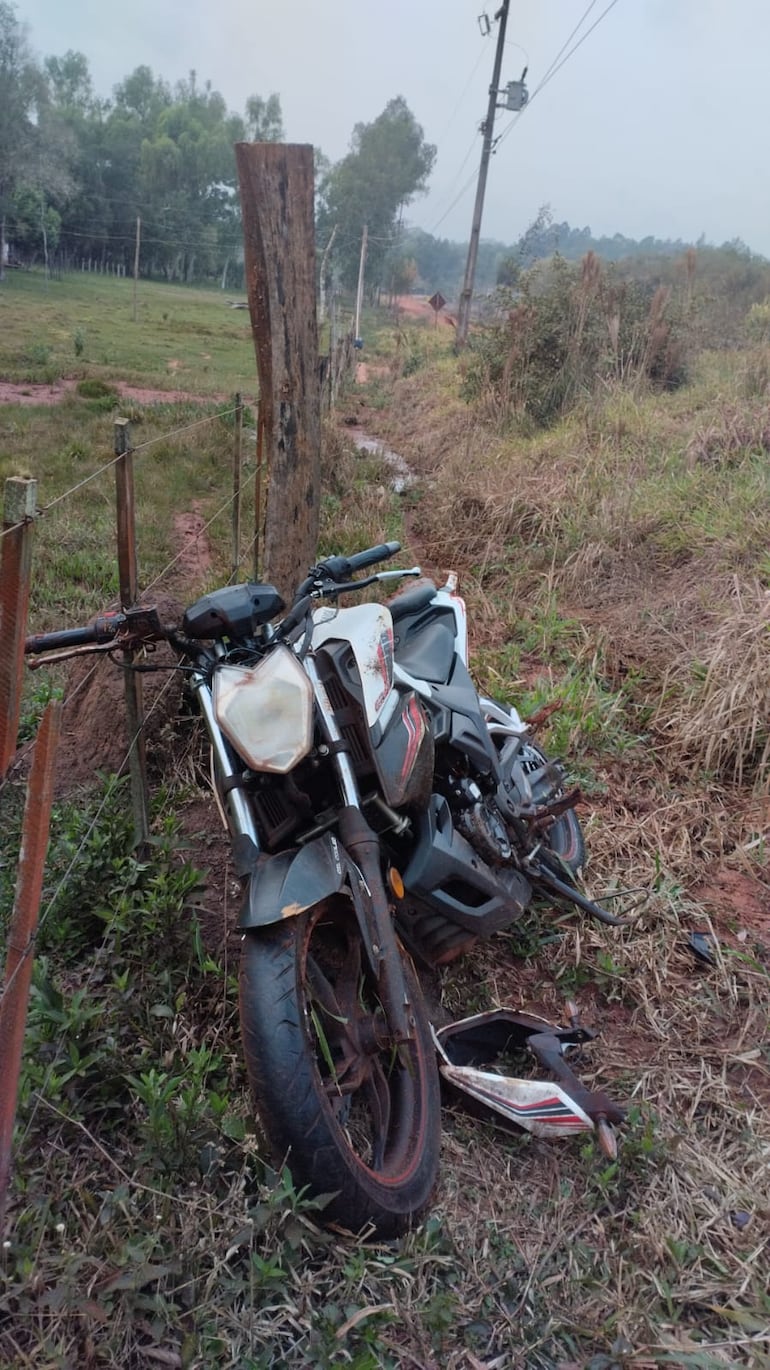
[0,2,43,279]
[318,97,436,291]
[245,93,284,142]
[44,49,93,110]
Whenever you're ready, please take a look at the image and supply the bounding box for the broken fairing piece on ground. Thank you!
[433,1006,625,1160]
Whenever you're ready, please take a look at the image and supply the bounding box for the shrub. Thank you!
[461,253,688,430]
[75,377,118,400]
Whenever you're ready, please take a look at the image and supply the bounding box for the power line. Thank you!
[535,0,600,90]
[495,0,623,152]
[427,0,623,237]
[432,40,490,147]
[427,132,485,232]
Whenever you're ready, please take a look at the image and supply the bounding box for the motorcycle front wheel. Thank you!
[239,897,441,1236]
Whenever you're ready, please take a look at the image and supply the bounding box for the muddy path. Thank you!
[0,378,256,407]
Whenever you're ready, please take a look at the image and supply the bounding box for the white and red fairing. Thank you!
[311,602,432,808]
[312,603,396,724]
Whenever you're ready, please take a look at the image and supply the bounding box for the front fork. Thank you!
[303,657,414,1044]
[193,658,415,1044]
[191,670,260,848]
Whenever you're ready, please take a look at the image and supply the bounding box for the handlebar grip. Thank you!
[319,541,401,583]
[25,613,125,655]
[347,540,401,573]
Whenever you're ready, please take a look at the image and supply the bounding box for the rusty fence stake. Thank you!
[0,699,62,1240]
[114,419,150,852]
[0,477,37,778]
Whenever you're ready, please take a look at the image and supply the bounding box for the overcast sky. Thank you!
[16,0,770,254]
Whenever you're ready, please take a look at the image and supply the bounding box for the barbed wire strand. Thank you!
[0,654,108,801]
[141,465,257,598]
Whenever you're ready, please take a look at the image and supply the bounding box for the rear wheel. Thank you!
[239,898,441,1236]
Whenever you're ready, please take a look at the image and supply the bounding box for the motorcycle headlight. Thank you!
[213,646,314,774]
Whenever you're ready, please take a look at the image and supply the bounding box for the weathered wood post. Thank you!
[0,478,37,778]
[114,419,150,851]
[0,699,61,1238]
[232,392,243,579]
[235,143,321,600]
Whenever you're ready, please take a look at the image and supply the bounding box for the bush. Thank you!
[461,253,688,430]
[75,377,118,400]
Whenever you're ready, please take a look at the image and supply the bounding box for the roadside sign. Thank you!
[428,292,446,314]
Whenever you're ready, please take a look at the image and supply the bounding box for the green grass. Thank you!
[0,268,258,396]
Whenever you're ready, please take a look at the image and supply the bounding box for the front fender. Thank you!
[238,832,355,929]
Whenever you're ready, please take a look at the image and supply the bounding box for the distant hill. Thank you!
[400,215,761,300]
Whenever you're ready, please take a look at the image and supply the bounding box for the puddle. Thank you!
[350,430,416,494]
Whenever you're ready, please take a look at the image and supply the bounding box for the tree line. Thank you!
[0,3,437,294]
[1,3,761,300]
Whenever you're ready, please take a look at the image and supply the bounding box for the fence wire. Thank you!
[0,403,241,539]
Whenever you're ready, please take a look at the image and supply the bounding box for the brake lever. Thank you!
[26,641,117,670]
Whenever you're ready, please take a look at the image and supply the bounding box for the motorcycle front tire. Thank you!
[239,897,441,1237]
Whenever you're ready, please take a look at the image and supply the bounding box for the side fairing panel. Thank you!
[374,692,434,809]
[312,604,394,725]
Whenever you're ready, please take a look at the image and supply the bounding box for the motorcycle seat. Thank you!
[388,583,437,622]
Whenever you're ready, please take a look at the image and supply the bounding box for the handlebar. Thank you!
[24,544,408,660]
[25,612,127,655]
[25,607,165,658]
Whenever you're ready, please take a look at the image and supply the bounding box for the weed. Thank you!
[23,341,53,368]
[75,376,116,400]
[16,677,64,743]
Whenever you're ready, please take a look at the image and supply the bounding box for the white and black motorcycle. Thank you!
[26,541,627,1235]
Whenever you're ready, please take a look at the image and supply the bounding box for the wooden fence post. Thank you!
[0,699,61,1239]
[114,419,150,852]
[0,478,37,778]
[254,400,264,581]
[235,143,321,601]
[232,392,243,579]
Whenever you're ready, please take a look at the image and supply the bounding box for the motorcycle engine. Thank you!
[454,781,512,865]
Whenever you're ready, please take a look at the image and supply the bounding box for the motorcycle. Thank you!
[25,540,628,1236]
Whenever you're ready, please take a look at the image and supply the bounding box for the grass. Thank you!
[0,269,258,396]
[1,280,769,1366]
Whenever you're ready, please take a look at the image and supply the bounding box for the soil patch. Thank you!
[0,379,256,407]
[693,865,770,948]
[176,796,243,962]
[52,593,185,793]
[395,294,456,327]
[171,502,214,586]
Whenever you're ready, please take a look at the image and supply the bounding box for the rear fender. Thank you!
[238,833,379,967]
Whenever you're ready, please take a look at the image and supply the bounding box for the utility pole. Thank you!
[456,0,510,348]
[319,224,337,324]
[354,223,368,344]
[132,216,141,323]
